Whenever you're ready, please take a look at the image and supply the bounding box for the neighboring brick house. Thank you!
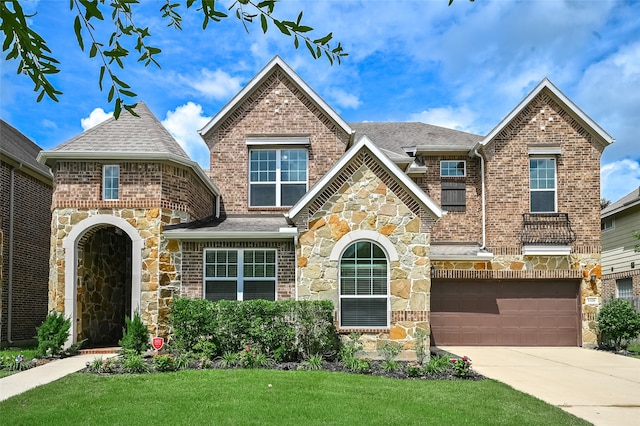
[1,120,52,345]
[601,187,640,304]
[40,57,612,351]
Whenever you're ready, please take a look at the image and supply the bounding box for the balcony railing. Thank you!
[520,213,577,246]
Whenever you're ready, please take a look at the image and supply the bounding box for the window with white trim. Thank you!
[601,218,614,231]
[529,157,556,213]
[103,165,120,200]
[616,278,633,300]
[204,249,276,301]
[440,160,466,177]
[339,241,389,328]
[249,148,307,207]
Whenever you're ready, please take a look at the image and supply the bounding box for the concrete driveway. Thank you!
[439,346,640,426]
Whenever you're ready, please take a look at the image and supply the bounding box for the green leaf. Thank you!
[98,66,105,91]
[114,98,122,119]
[107,85,115,102]
[89,43,97,58]
[260,14,267,33]
[305,40,316,59]
[74,16,84,51]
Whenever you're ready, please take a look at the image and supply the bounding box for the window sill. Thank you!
[337,328,389,334]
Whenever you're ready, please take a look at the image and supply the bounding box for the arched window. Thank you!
[339,241,389,328]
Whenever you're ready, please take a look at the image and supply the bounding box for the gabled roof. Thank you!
[286,135,443,221]
[472,78,615,154]
[350,122,482,157]
[199,56,353,138]
[602,187,640,218]
[0,120,52,180]
[38,102,219,196]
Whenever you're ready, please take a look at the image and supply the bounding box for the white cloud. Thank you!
[408,106,477,132]
[80,108,113,130]
[161,102,211,169]
[327,88,361,110]
[183,69,243,100]
[601,159,640,202]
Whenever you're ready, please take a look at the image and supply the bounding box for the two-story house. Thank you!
[601,188,640,305]
[39,57,612,351]
[1,120,53,346]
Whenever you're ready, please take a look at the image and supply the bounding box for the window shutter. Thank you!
[441,181,466,212]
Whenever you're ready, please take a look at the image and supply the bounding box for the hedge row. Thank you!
[168,299,340,362]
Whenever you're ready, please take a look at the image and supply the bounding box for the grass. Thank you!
[0,369,588,426]
[0,347,38,378]
[627,342,640,359]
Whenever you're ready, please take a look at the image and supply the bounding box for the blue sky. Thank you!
[2,0,639,202]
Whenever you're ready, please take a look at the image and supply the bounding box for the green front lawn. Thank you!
[0,348,38,378]
[1,369,588,425]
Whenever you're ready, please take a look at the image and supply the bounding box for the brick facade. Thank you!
[1,160,52,344]
[483,93,604,252]
[52,161,215,220]
[202,68,350,215]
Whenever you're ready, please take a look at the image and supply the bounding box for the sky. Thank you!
[1,0,639,202]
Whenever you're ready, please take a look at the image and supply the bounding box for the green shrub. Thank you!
[35,311,71,357]
[121,350,150,374]
[597,298,640,350]
[153,354,176,372]
[169,299,340,362]
[379,341,401,372]
[119,312,150,355]
[424,354,451,374]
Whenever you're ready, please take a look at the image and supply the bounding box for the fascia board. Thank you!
[38,150,220,196]
[199,56,352,137]
[162,230,297,240]
[286,136,443,220]
[601,200,640,219]
[471,78,615,154]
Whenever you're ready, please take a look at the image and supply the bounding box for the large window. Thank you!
[103,165,119,200]
[339,241,389,328]
[204,249,276,301]
[529,158,556,213]
[249,149,307,207]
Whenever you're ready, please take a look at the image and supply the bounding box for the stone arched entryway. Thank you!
[63,215,142,347]
[77,226,132,346]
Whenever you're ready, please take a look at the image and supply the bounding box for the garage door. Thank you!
[430,280,580,346]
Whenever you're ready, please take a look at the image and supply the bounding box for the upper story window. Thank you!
[204,249,277,301]
[339,241,389,329]
[440,160,466,211]
[103,165,119,200]
[440,160,466,177]
[601,217,614,231]
[249,148,308,207]
[529,157,556,213]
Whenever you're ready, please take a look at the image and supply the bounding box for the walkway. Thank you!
[0,352,117,402]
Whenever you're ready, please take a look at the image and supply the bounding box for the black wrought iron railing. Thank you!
[520,213,577,246]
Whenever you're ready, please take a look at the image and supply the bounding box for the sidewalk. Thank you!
[0,353,117,402]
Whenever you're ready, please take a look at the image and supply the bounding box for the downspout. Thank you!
[7,164,19,343]
[471,149,487,250]
[293,234,299,301]
[215,194,220,218]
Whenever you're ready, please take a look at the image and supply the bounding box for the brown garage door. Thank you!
[430,280,580,346]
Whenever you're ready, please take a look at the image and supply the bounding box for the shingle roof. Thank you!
[50,102,189,158]
[0,119,52,178]
[602,187,640,217]
[349,122,483,157]
[165,214,289,233]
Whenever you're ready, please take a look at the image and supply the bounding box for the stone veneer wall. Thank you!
[295,161,433,352]
[432,250,602,346]
[49,207,189,342]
